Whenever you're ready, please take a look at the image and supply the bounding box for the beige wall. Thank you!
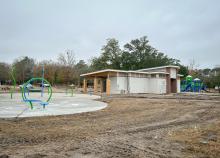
[148,78,167,94]
[109,76,167,94]
[170,68,177,79]
[177,79,181,93]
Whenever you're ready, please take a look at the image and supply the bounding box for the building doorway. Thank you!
[171,79,177,93]
[102,79,106,92]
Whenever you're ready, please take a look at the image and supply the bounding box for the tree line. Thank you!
[190,67,220,90]
[0,51,89,86]
[0,36,219,88]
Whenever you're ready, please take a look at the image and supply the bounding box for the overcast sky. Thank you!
[0,0,220,68]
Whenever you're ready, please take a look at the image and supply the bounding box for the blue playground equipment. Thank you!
[21,65,52,109]
[181,75,207,92]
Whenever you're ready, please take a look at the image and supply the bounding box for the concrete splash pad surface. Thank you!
[0,93,107,118]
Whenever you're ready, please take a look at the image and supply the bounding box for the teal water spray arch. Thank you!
[21,65,52,109]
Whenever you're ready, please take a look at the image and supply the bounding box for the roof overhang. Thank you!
[177,74,184,77]
[137,65,180,72]
[80,69,169,77]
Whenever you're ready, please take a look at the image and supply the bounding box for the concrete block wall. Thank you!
[177,78,181,93]
[110,76,167,94]
[129,77,149,93]
[148,78,166,94]
[109,77,118,94]
[170,68,177,79]
[117,77,128,93]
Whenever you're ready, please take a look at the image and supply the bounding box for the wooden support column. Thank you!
[83,78,87,93]
[100,79,103,93]
[176,68,179,93]
[166,68,171,94]
[106,73,111,95]
[94,77,98,94]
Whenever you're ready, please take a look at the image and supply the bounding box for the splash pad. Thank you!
[0,93,107,118]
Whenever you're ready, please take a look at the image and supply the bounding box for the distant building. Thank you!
[212,66,220,77]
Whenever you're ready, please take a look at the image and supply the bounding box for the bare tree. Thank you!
[188,58,200,75]
[58,49,75,67]
[57,50,77,84]
[189,58,200,71]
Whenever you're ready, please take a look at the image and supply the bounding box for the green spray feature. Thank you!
[66,84,75,97]
[21,77,52,109]
[9,66,16,99]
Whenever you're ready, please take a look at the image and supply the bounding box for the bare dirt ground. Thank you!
[0,93,220,158]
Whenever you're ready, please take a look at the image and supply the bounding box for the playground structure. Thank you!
[20,65,52,109]
[181,75,207,92]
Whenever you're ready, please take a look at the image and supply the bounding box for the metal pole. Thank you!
[41,65,44,97]
[10,66,16,99]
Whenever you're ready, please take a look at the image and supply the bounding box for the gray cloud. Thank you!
[0,0,220,68]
